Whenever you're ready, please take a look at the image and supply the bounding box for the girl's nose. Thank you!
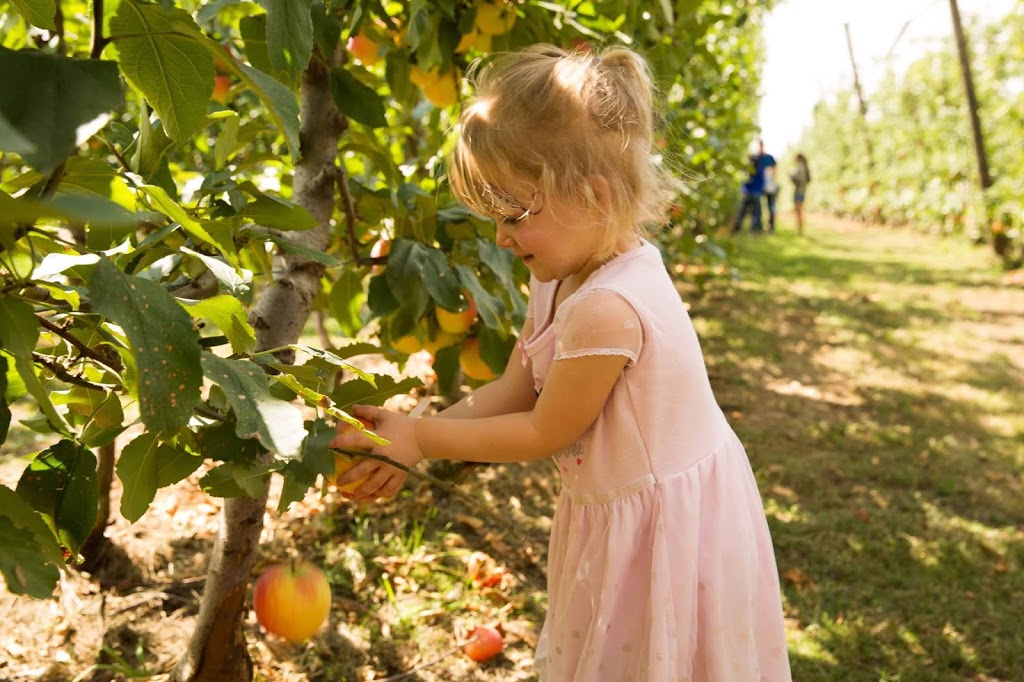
[495,221,516,248]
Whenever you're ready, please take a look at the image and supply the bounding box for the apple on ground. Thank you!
[253,561,331,642]
[464,624,504,662]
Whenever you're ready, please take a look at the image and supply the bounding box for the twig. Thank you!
[32,352,118,391]
[372,635,477,682]
[36,314,121,372]
[335,165,361,262]
[330,447,526,542]
[91,0,108,58]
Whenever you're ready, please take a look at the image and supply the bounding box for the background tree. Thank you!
[796,6,1023,268]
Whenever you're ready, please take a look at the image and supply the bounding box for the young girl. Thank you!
[333,44,792,681]
[790,153,811,235]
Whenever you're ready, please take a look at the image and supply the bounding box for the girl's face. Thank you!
[486,181,610,283]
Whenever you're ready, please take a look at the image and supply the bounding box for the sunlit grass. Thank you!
[697,215,1024,680]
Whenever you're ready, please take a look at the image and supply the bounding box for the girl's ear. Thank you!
[587,174,613,215]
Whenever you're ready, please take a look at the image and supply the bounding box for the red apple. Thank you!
[253,561,331,642]
[347,32,382,66]
[212,74,232,104]
[464,624,504,662]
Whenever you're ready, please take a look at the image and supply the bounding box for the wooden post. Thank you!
[947,0,992,191]
[844,23,875,171]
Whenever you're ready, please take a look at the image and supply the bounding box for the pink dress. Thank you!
[522,241,792,681]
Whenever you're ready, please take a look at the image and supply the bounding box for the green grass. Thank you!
[694,216,1024,681]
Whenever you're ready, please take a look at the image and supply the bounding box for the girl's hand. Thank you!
[329,404,424,501]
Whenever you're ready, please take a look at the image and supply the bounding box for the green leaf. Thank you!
[15,440,97,556]
[80,392,125,448]
[0,486,62,599]
[201,355,305,458]
[310,0,341,56]
[454,264,506,330]
[0,110,36,155]
[264,0,314,75]
[193,418,262,463]
[478,239,527,322]
[2,351,28,403]
[116,432,201,522]
[252,228,340,266]
[10,0,55,30]
[179,246,251,297]
[241,194,317,230]
[277,417,333,512]
[330,373,423,409]
[0,298,70,434]
[0,192,150,230]
[138,185,233,259]
[329,67,387,128]
[239,14,294,86]
[387,239,462,310]
[89,259,203,435]
[235,62,301,160]
[199,461,274,498]
[110,0,215,143]
[0,47,122,171]
[290,344,376,383]
[179,296,256,356]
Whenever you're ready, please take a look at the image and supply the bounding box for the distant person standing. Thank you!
[789,153,811,235]
[756,139,779,232]
[733,154,764,234]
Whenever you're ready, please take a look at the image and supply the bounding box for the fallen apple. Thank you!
[253,561,331,642]
[464,624,504,662]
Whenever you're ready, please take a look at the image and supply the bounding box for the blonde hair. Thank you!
[448,44,674,260]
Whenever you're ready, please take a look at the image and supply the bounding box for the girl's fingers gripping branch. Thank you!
[331,404,422,500]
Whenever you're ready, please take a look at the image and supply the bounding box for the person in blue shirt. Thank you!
[733,154,764,233]
[733,138,778,234]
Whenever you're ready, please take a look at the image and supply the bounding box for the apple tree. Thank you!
[1,0,772,678]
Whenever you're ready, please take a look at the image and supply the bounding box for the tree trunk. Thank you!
[172,46,344,682]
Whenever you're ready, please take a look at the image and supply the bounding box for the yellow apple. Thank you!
[474,2,516,35]
[436,295,478,334]
[253,561,331,642]
[421,70,458,108]
[459,337,496,380]
[327,417,375,493]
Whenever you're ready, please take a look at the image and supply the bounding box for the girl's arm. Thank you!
[334,294,639,498]
[433,318,539,419]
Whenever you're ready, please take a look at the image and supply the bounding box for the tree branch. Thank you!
[331,447,526,542]
[32,352,118,391]
[91,0,108,59]
[36,314,123,373]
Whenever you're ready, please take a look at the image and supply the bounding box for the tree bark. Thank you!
[172,46,344,682]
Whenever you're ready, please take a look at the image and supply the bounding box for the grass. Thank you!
[697,215,1024,681]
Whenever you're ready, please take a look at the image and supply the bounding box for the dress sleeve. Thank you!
[553,290,643,366]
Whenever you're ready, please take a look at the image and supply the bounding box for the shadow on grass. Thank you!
[694,225,1024,680]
